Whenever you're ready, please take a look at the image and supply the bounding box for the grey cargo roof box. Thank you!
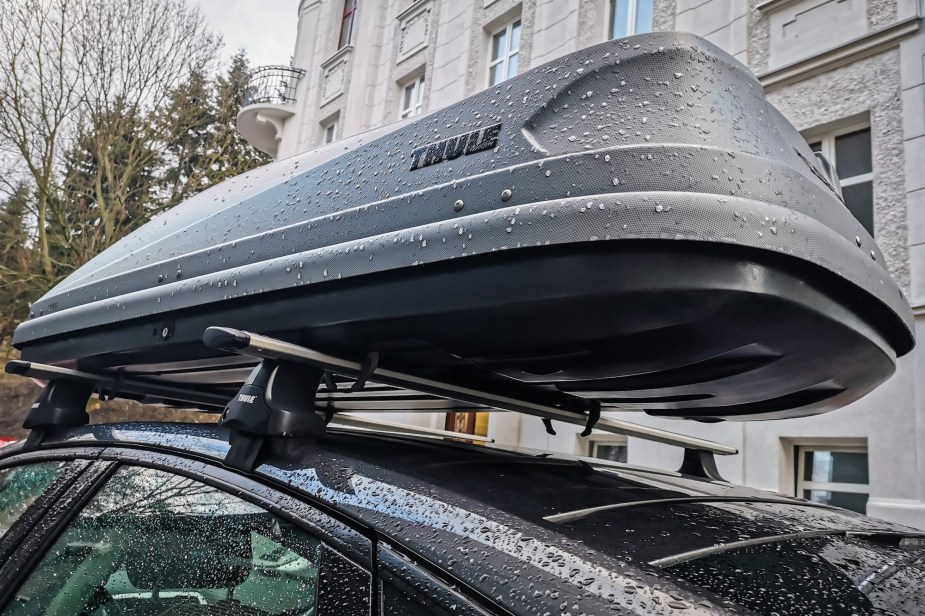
[13,32,914,422]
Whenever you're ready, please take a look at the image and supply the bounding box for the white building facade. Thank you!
[237,0,925,528]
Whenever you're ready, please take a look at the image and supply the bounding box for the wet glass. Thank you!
[3,466,320,616]
[0,462,68,539]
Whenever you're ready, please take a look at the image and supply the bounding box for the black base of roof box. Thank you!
[15,241,908,421]
[12,32,913,422]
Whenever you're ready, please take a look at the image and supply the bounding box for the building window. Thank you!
[488,19,521,87]
[322,118,338,144]
[807,125,873,235]
[795,445,869,514]
[611,0,654,39]
[444,412,489,437]
[339,0,358,48]
[589,436,628,463]
[400,75,425,119]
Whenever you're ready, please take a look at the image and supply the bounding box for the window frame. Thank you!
[804,121,874,234]
[794,443,870,511]
[610,0,654,40]
[400,74,426,120]
[487,19,521,87]
[0,449,373,615]
[805,121,873,189]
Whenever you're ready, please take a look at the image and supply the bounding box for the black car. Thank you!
[0,420,921,616]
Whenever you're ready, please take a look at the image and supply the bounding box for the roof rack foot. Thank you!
[219,360,326,472]
[22,379,95,451]
[677,447,725,481]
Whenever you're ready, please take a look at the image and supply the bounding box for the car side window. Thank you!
[0,462,69,539]
[3,465,322,616]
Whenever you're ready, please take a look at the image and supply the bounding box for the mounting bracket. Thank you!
[219,359,327,471]
[22,379,94,450]
[677,447,726,481]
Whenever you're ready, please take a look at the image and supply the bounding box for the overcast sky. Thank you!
[195,0,301,70]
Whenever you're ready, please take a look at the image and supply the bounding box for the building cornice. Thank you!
[397,0,431,23]
[320,45,354,70]
[758,16,922,90]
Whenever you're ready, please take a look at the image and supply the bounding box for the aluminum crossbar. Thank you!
[203,327,738,456]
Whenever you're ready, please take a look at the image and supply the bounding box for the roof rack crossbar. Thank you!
[5,360,231,410]
[203,327,738,456]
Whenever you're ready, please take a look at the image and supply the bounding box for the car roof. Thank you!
[3,421,914,539]
[4,422,924,616]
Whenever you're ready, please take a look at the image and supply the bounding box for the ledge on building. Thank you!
[755,0,806,12]
[237,105,297,158]
[236,66,305,158]
[758,16,922,90]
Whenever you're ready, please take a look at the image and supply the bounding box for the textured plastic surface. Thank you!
[13,32,914,421]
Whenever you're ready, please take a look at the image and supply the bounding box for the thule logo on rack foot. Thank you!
[409,124,502,171]
[237,394,257,404]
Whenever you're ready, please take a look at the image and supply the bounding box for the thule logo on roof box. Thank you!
[409,124,502,171]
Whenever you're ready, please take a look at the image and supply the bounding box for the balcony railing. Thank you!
[242,66,306,107]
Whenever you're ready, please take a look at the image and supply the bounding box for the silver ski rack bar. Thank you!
[203,327,737,457]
